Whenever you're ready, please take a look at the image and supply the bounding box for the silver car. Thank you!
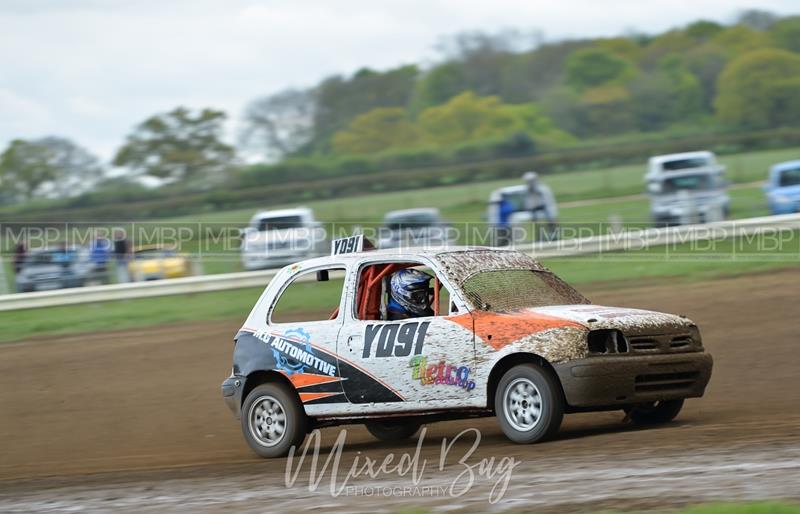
[378,208,456,249]
[15,247,109,293]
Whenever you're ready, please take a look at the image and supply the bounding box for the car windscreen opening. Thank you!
[778,168,800,187]
[661,174,717,193]
[385,214,439,230]
[255,215,304,232]
[661,158,710,171]
[462,269,588,312]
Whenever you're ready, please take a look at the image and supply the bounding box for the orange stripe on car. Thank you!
[447,311,583,350]
[283,372,344,389]
[298,392,342,403]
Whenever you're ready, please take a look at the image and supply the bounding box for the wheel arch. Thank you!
[241,369,299,408]
[485,352,566,412]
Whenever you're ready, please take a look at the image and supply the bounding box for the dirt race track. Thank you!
[1,270,799,512]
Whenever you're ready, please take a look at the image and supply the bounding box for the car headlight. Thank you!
[688,324,703,348]
[773,194,793,204]
[587,329,628,354]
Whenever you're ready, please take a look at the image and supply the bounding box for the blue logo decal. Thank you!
[272,328,313,375]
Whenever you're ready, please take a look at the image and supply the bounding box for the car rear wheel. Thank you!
[495,363,563,444]
[364,420,421,442]
[241,383,307,458]
[625,399,684,425]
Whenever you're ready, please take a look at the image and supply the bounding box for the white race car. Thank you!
[221,236,713,457]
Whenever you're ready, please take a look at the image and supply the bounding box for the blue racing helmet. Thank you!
[389,268,433,316]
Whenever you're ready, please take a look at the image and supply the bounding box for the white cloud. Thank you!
[0,0,797,161]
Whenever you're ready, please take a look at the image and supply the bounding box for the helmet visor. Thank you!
[408,288,432,307]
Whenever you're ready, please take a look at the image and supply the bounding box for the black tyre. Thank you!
[365,420,421,442]
[241,382,307,458]
[625,399,684,425]
[494,363,563,444]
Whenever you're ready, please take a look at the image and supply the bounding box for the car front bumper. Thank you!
[221,375,244,418]
[554,352,713,408]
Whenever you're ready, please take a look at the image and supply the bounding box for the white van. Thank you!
[646,151,730,226]
[240,207,326,270]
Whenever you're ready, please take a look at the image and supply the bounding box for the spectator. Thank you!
[13,243,26,274]
[522,171,558,241]
[497,196,514,246]
[90,235,110,274]
[113,230,131,283]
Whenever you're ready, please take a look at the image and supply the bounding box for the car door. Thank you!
[261,265,348,406]
[335,257,477,410]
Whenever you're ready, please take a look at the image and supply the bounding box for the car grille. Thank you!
[628,334,698,353]
[635,371,700,392]
[266,240,291,251]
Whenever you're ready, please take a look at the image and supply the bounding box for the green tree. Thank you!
[684,44,729,110]
[330,107,420,154]
[596,37,641,61]
[505,41,589,101]
[411,62,468,111]
[0,140,59,201]
[40,137,105,197]
[630,55,703,130]
[715,48,800,128]
[0,137,102,202]
[736,9,779,30]
[564,48,634,90]
[639,29,698,68]
[239,88,315,160]
[578,85,637,136]
[417,91,571,146]
[686,20,724,41]
[710,25,772,55]
[113,107,235,182]
[311,65,418,151]
[770,16,800,53]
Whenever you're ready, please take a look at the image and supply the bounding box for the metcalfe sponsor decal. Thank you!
[409,356,476,391]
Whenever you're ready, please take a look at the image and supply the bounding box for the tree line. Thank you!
[2,10,800,206]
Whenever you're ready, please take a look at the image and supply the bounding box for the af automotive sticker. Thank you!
[253,328,337,376]
[238,327,404,404]
[362,321,430,358]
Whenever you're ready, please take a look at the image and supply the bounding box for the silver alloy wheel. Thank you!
[503,377,543,432]
[247,394,287,447]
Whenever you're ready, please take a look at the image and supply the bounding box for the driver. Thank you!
[387,268,434,320]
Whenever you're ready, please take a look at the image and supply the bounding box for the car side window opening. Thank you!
[270,267,346,324]
[355,262,454,321]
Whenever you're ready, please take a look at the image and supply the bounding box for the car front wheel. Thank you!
[495,363,563,444]
[241,383,307,458]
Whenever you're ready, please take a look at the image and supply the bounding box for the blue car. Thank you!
[765,160,800,215]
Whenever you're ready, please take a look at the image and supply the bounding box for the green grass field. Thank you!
[2,229,797,343]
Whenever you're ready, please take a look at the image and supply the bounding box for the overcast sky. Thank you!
[1,0,798,162]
